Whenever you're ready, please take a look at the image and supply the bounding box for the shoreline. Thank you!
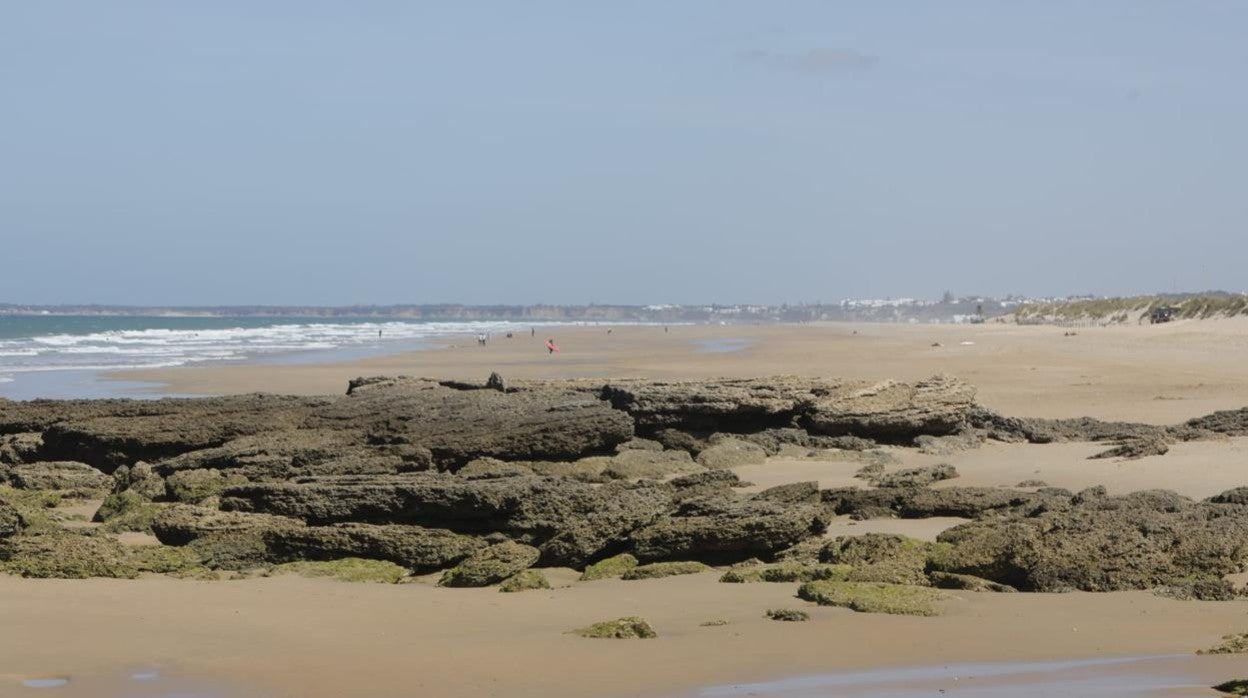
[115,318,1248,422]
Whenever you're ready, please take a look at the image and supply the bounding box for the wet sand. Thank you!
[4,575,1248,698]
[14,318,1248,696]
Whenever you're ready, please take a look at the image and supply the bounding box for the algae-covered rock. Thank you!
[797,580,950,616]
[271,523,485,573]
[166,469,248,503]
[719,563,850,584]
[129,544,204,575]
[112,462,166,500]
[695,438,767,469]
[699,619,730,627]
[269,558,407,584]
[621,560,711,580]
[5,461,110,495]
[580,553,639,581]
[0,497,26,538]
[1154,577,1237,601]
[870,464,958,489]
[616,438,664,453]
[928,571,1017,593]
[766,608,810,622]
[631,499,826,564]
[499,569,551,592]
[439,541,541,587]
[93,491,149,523]
[602,449,704,480]
[821,533,931,586]
[930,490,1248,592]
[457,458,533,480]
[572,616,657,639]
[1200,634,1248,655]
[0,532,138,579]
[94,491,166,533]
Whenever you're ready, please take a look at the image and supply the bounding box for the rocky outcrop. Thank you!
[439,541,540,587]
[3,461,111,494]
[311,378,634,468]
[929,489,1248,592]
[37,395,323,472]
[602,375,976,441]
[220,473,672,566]
[630,498,827,563]
[150,504,485,572]
[804,375,977,439]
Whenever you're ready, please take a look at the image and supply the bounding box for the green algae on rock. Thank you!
[620,561,712,580]
[572,616,657,639]
[719,563,850,584]
[499,569,551,592]
[797,580,951,616]
[580,553,639,581]
[766,608,810,622]
[0,532,139,579]
[439,541,540,587]
[270,558,408,584]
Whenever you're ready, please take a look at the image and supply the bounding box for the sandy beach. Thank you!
[5,319,1248,696]
[119,318,1248,423]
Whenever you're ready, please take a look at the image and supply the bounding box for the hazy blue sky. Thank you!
[2,2,1245,306]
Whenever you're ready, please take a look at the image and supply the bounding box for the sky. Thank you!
[2,1,1246,306]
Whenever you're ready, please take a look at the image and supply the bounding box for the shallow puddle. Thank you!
[697,654,1247,697]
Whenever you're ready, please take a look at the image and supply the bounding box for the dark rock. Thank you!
[0,432,42,464]
[695,438,767,469]
[0,498,25,538]
[272,523,485,572]
[485,372,507,392]
[752,481,820,505]
[630,499,826,563]
[599,449,703,480]
[4,461,110,494]
[928,571,1017,593]
[313,377,634,467]
[870,464,959,489]
[457,458,534,479]
[220,473,671,566]
[1088,436,1170,460]
[165,469,249,503]
[804,375,977,440]
[439,540,539,587]
[38,395,324,472]
[930,490,1248,592]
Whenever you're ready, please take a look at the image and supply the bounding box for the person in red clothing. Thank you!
[545,338,559,354]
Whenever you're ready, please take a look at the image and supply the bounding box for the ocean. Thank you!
[0,315,534,400]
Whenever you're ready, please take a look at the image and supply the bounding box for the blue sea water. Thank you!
[0,315,531,400]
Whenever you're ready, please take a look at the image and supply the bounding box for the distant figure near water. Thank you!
[545,338,559,354]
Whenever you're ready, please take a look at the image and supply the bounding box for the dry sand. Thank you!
[118,317,1248,422]
[7,318,1247,696]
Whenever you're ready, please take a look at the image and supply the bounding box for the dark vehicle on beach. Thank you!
[1149,306,1178,324]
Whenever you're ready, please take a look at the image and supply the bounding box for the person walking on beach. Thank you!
[545,338,559,354]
